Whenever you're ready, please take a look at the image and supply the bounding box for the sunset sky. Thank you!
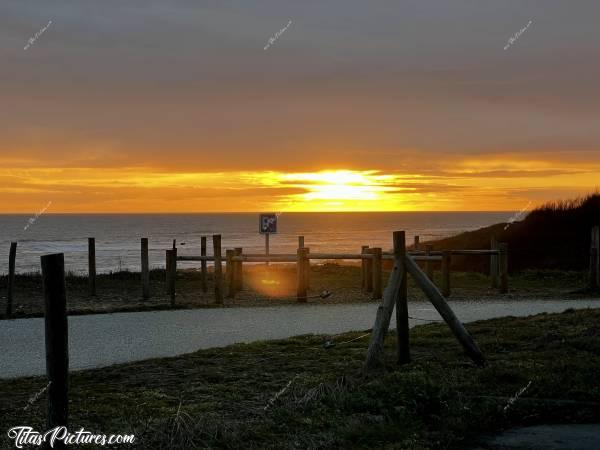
[1,0,599,213]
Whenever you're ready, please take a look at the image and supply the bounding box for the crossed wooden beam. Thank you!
[364,231,485,371]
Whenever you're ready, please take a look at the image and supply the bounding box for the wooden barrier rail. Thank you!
[400,249,501,256]
[178,253,443,262]
[173,236,506,302]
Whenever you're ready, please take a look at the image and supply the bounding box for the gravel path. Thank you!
[1,298,599,379]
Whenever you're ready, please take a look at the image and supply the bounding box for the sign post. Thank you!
[259,213,278,266]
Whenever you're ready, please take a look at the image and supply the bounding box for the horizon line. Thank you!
[0,210,518,215]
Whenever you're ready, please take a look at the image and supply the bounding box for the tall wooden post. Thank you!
[165,249,171,292]
[166,249,177,305]
[265,233,270,266]
[225,249,231,277]
[6,242,17,318]
[41,253,69,443]
[395,232,410,364]
[305,247,311,290]
[361,245,369,291]
[490,237,499,288]
[213,235,223,304]
[234,247,243,291]
[226,249,235,299]
[364,231,408,370]
[413,235,420,251]
[297,247,308,302]
[441,251,451,297]
[88,238,96,296]
[141,238,150,300]
[425,244,434,280]
[299,237,309,289]
[201,236,208,293]
[590,226,600,290]
[372,247,383,300]
[365,248,373,293]
[499,243,508,294]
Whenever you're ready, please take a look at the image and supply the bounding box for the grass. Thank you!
[1,309,599,449]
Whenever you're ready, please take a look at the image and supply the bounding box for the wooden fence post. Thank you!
[372,247,383,300]
[6,242,17,318]
[365,248,373,293]
[226,249,235,299]
[166,249,177,305]
[225,248,231,276]
[213,235,223,304]
[88,238,96,296]
[425,244,434,280]
[590,226,600,290]
[41,253,69,440]
[201,236,208,293]
[442,250,451,297]
[234,247,243,291]
[490,237,499,288]
[395,232,410,365]
[361,245,369,291]
[165,249,170,293]
[141,238,150,300]
[297,247,308,302]
[499,243,508,294]
[364,231,407,371]
[305,247,311,290]
[265,233,270,267]
[298,237,309,289]
[165,249,171,292]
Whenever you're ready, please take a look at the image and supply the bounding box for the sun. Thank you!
[274,170,400,211]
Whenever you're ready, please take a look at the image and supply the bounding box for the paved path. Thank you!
[1,299,599,379]
[472,424,600,450]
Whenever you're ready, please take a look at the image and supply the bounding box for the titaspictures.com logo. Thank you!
[7,426,135,448]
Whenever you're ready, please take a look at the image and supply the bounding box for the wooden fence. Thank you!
[169,234,508,304]
[8,226,600,314]
[4,234,514,317]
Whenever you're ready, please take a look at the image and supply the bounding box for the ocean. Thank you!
[0,212,508,275]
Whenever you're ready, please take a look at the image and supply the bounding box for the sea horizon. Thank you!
[1,211,509,275]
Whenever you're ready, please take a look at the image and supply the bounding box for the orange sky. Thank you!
[2,1,600,213]
[2,154,599,213]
